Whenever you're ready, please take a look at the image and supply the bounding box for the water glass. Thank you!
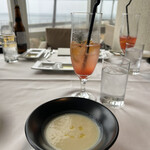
[2,41,18,63]
[100,57,130,108]
[0,21,14,53]
[125,43,144,75]
[1,23,15,43]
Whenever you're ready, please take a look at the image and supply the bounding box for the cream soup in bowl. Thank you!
[25,97,119,150]
[44,113,101,150]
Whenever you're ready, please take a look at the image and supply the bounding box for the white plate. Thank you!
[21,49,46,59]
[32,61,73,71]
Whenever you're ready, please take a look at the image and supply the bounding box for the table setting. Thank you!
[0,39,150,150]
[0,41,150,150]
[0,0,150,150]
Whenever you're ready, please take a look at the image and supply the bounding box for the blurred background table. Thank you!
[0,52,150,150]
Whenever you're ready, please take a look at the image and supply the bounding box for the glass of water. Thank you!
[2,41,18,63]
[100,57,130,108]
[125,43,144,75]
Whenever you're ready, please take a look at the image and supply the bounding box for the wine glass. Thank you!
[119,13,140,54]
[70,12,102,100]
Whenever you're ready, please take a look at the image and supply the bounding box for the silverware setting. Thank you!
[44,48,54,61]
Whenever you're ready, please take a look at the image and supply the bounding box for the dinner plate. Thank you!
[32,61,73,71]
[21,49,46,59]
[25,97,119,150]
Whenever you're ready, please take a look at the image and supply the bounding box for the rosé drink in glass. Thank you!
[70,41,100,79]
[120,36,136,53]
[119,13,140,54]
[70,12,102,100]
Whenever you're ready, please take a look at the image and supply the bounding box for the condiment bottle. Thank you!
[14,4,27,54]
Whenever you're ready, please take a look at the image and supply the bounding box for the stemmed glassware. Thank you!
[70,12,102,100]
[119,13,140,54]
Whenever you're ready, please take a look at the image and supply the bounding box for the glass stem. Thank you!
[80,78,87,93]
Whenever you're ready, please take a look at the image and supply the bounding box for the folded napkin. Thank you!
[57,48,70,56]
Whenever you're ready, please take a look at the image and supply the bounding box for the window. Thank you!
[2,0,118,48]
[1,0,118,30]
[55,0,88,27]
[26,0,88,30]
[0,0,9,26]
[26,0,54,32]
[97,0,118,24]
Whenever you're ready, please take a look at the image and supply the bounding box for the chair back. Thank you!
[46,28,71,49]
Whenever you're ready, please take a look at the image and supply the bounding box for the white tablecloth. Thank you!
[0,53,150,150]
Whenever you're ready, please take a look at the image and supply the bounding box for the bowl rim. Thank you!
[25,97,119,150]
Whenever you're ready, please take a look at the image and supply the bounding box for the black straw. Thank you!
[86,0,101,53]
[126,0,132,36]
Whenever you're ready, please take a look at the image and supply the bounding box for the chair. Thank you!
[46,28,71,49]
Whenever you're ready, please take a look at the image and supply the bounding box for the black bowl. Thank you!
[25,97,119,150]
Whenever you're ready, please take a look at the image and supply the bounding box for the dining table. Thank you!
[0,49,150,150]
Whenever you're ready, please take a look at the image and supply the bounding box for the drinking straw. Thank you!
[126,0,132,36]
[86,0,101,53]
